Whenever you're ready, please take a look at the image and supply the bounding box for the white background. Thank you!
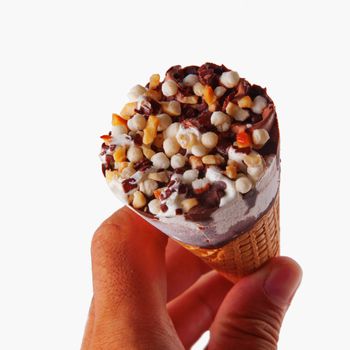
[1,1,349,349]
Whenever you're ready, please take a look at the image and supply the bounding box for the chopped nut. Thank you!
[162,80,178,97]
[132,191,147,209]
[149,74,160,89]
[211,111,231,132]
[118,161,130,171]
[113,146,126,162]
[244,151,263,167]
[193,82,205,96]
[120,102,137,120]
[148,171,169,183]
[208,103,217,112]
[183,74,199,87]
[181,198,199,213]
[216,154,225,163]
[105,170,118,182]
[252,129,270,147]
[151,152,170,169]
[163,137,180,157]
[111,125,128,137]
[127,145,143,162]
[120,166,136,179]
[177,95,198,104]
[189,155,204,169]
[176,131,198,150]
[192,178,210,194]
[112,113,128,126]
[163,122,180,139]
[251,96,267,114]
[203,85,217,105]
[191,144,209,157]
[127,85,146,101]
[160,101,181,116]
[153,188,164,199]
[142,145,156,160]
[225,163,238,179]
[219,70,240,88]
[157,113,172,132]
[153,133,164,148]
[214,86,226,98]
[170,153,186,169]
[127,113,146,131]
[182,169,199,184]
[145,88,162,101]
[139,179,158,197]
[238,96,253,109]
[235,176,252,194]
[225,101,238,117]
[202,155,217,165]
[201,132,218,149]
[234,108,250,122]
[143,115,159,145]
[148,199,161,214]
[247,165,264,181]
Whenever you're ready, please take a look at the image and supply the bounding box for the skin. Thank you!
[82,207,302,350]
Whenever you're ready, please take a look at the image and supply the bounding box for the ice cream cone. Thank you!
[100,63,282,283]
[176,193,280,283]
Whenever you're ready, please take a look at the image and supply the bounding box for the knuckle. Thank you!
[218,307,284,349]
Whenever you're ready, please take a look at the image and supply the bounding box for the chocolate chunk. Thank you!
[135,98,161,116]
[182,111,212,132]
[185,206,216,221]
[249,112,263,124]
[233,146,252,154]
[192,102,208,113]
[183,65,199,75]
[234,79,251,98]
[222,91,236,111]
[248,84,266,99]
[216,138,232,156]
[198,63,228,87]
[133,133,143,146]
[181,105,199,120]
[102,164,107,177]
[160,188,174,200]
[175,208,183,215]
[177,86,195,97]
[166,65,184,84]
[197,181,226,209]
[160,203,168,212]
[134,159,152,171]
[178,183,188,194]
[101,143,109,151]
[175,167,186,174]
[122,178,137,193]
[105,154,114,169]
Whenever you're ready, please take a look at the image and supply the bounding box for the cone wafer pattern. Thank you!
[177,193,280,283]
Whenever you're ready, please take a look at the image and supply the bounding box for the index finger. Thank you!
[91,207,168,322]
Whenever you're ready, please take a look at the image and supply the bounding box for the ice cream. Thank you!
[99,63,280,280]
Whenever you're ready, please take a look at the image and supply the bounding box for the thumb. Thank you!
[208,256,302,350]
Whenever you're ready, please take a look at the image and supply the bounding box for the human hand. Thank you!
[81,207,302,350]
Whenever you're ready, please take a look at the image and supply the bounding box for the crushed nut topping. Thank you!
[100,63,277,220]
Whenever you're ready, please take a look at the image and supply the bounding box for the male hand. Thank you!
[82,207,302,349]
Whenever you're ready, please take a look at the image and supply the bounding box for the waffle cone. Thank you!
[177,193,280,283]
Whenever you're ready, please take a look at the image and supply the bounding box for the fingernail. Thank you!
[263,261,302,307]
